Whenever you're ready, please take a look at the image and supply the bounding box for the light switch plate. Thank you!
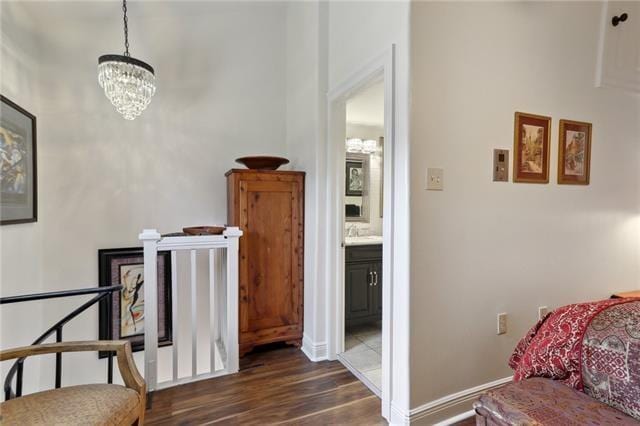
[426,168,444,190]
[493,149,509,182]
[497,313,507,335]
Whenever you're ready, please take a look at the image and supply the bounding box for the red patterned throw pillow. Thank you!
[510,298,634,390]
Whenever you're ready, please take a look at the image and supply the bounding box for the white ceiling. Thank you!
[346,81,384,127]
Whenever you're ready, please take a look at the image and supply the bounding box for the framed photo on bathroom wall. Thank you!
[346,159,365,196]
[558,119,591,185]
[513,112,551,184]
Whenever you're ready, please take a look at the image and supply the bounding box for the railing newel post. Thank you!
[139,229,161,394]
[223,226,242,374]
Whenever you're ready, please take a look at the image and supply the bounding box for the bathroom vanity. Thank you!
[345,238,382,328]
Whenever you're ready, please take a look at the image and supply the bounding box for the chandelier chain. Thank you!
[122,0,130,57]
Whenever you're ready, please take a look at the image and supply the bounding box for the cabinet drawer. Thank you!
[345,245,382,263]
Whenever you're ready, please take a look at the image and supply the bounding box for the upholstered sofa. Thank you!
[474,299,640,425]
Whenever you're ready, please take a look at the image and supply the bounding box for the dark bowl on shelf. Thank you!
[235,156,290,170]
[182,226,225,236]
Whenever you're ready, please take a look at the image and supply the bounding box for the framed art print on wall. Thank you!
[0,95,37,225]
[345,159,364,196]
[513,112,551,184]
[98,247,172,358]
[558,119,592,185]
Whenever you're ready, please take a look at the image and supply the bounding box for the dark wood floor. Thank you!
[145,344,386,425]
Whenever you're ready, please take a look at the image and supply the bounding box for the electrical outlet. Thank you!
[497,313,507,335]
[538,306,549,320]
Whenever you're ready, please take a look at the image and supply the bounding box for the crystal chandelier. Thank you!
[98,0,156,120]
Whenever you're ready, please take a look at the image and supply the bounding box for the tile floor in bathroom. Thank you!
[342,322,382,391]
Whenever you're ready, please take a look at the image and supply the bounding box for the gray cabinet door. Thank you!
[345,262,373,322]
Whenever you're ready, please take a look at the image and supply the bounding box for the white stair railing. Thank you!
[139,227,242,392]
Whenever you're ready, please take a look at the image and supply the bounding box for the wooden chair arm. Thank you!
[0,340,145,395]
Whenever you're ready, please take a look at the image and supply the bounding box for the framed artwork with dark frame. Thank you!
[346,159,364,196]
[513,112,551,184]
[558,119,592,185]
[0,95,37,225]
[98,247,172,358]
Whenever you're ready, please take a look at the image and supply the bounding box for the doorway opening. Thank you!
[339,79,385,396]
[325,45,398,421]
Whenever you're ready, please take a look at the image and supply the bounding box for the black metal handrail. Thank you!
[0,285,122,400]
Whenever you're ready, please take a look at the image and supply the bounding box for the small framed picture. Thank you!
[346,160,364,196]
[1,95,37,225]
[513,112,552,184]
[558,119,591,185]
[98,247,172,358]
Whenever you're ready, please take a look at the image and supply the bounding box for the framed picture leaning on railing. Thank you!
[98,247,173,358]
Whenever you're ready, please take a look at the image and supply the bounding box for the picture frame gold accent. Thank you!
[558,119,591,185]
[513,112,551,184]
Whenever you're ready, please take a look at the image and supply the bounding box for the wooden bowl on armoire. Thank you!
[235,156,290,170]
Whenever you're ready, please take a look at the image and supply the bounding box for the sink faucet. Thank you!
[346,224,358,238]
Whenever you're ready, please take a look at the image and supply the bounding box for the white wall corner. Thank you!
[301,334,327,362]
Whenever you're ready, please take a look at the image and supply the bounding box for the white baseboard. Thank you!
[389,376,512,425]
[433,409,475,426]
[301,334,327,362]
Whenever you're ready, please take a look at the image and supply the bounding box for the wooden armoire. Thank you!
[226,169,305,356]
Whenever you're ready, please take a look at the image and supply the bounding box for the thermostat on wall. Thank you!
[493,149,509,182]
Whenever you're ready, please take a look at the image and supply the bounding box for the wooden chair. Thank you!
[0,340,146,425]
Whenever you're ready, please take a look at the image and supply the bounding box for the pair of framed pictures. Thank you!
[513,112,592,185]
[98,248,173,357]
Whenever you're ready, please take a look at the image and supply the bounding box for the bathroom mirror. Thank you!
[345,153,370,222]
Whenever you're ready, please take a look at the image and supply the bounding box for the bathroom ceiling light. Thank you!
[346,138,363,153]
[362,139,377,154]
[98,0,156,120]
[346,138,377,154]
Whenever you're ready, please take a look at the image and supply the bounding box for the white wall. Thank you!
[0,2,44,396]
[0,1,288,393]
[410,1,640,420]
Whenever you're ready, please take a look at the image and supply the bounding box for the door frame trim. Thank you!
[325,45,396,420]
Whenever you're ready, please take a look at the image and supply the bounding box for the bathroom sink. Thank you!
[344,235,383,246]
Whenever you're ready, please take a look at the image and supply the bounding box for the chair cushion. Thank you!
[473,378,639,425]
[0,384,141,426]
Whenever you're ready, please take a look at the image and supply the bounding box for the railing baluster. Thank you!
[190,249,198,377]
[106,292,114,384]
[55,327,63,388]
[16,360,23,397]
[209,248,216,373]
[171,250,178,382]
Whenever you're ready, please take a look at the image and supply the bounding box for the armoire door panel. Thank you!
[228,170,304,355]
